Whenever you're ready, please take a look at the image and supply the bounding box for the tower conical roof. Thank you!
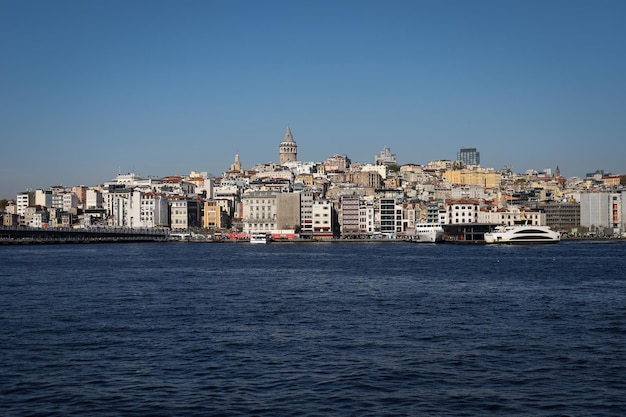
[281,124,295,144]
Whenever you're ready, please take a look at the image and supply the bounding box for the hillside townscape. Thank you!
[2,126,625,241]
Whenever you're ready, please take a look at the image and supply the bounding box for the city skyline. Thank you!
[2,0,625,198]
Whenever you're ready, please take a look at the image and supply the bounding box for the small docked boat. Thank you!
[250,232,270,244]
[484,224,560,244]
[412,224,444,243]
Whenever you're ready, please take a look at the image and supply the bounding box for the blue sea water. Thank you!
[1,241,625,416]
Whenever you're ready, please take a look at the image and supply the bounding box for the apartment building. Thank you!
[445,199,480,224]
[86,189,103,209]
[169,196,201,230]
[543,201,580,231]
[242,190,277,234]
[203,203,225,230]
[340,196,360,238]
[444,168,499,188]
[359,198,375,236]
[139,193,169,228]
[103,187,141,228]
[580,191,625,234]
[379,198,402,236]
[17,192,33,217]
[299,190,314,237]
[312,199,334,239]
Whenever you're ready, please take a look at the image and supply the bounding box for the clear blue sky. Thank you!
[1,0,625,198]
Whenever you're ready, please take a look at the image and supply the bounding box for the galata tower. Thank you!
[279,124,297,165]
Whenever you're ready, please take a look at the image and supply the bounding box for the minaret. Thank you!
[279,124,297,164]
[230,152,243,172]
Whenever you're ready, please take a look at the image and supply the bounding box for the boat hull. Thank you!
[484,225,560,244]
[412,225,444,243]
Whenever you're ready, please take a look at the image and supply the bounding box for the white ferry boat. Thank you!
[412,224,444,243]
[250,232,270,244]
[484,224,560,244]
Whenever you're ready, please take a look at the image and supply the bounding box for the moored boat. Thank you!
[411,224,444,243]
[250,232,270,244]
[484,224,560,244]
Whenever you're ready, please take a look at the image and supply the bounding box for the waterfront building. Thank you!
[241,190,299,235]
[168,196,201,230]
[242,190,277,234]
[203,202,224,230]
[103,187,141,228]
[299,190,314,237]
[580,192,611,232]
[17,192,34,217]
[359,198,375,237]
[24,206,49,228]
[279,125,297,165]
[457,147,480,166]
[543,201,580,231]
[62,192,78,212]
[35,189,52,208]
[312,199,334,239]
[275,192,301,231]
[378,197,402,236]
[445,199,480,224]
[400,202,422,233]
[580,192,625,234]
[72,186,88,207]
[140,192,169,228]
[339,196,360,238]
[214,185,241,219]
[479,206,547,226]
[86,189,103,209]
[425,203,442,224]
[3,212,19,227]
[50,187,65,210]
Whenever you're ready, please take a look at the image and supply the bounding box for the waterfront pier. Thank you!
[0,226,169,244]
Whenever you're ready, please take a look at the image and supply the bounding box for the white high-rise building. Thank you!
[580,192,624,233]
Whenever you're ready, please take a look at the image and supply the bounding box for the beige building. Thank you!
[242,190,277,234]
[444,168,500,188]
[275,193,301,230]
[242,190,301,234]
[312,199,334,239]
[203,203,223,229]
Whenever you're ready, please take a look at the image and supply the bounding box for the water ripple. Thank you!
[1,242,625,416]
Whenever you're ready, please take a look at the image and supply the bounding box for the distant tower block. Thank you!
[457,147,480,166]
[279,124,298,164]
